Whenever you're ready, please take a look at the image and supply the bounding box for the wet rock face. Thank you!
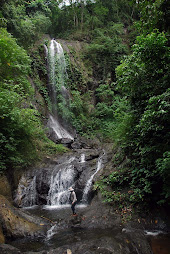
[71,135,100,150]
[0,244,21,254]
[0,175,12,201]
[14,149,105,207]
[47,127,74,145]
[47,229,152,254]
[0,195,48,240]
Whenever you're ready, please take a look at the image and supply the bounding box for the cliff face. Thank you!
[58,39,90,80]
[57,39,97,106]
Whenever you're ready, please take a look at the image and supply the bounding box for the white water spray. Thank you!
[82,153,104,203]
[46,224,57,240]
[48,115,74,141]
[80,154,85,163]
[49,39,68,90]
[46,39,74,141]
[144,230,164,236]
[47,157,76,206]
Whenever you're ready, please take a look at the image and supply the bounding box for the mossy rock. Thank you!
[0,176,12,201]
[0,195,49,240]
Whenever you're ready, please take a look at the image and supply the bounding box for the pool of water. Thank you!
[22,204,88,224]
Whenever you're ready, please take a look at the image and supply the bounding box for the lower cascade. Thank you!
[15,150,104,208]
[82,151,104,203]
[47,157,76,206]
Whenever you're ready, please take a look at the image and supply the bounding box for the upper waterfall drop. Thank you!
[46,39,74,143]
[49,39,68,90]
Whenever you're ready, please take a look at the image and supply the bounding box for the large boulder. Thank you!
[0,195,49,240]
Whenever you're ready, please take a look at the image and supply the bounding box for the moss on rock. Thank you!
[0,195,48,240]
[0,176,12,201]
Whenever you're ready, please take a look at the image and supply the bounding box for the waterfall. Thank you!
[48,115,74,141]
[15,152,105,208]
[48,39,68,110]
[82,153,103,203]
[47,157,76,206]
[46,39,74,142]
[80,154,85,163]
[49,40,68,90]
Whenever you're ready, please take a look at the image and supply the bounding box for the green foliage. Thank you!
[0,29,66,173]
[69,90,94,135]
[49,0,136,42]
[135,0,170,34]
[116,32,169,111]
[0,89,38,172]
[94,30,170,208]
[0,87,68,173]
[110,97,134,145]
[84,24,128,81]
[43,142,69,155]
[2,0,51,47]
[156,152,170,204]
[30,44,52,110]
[0,28,31,84]
[109,31,170,205]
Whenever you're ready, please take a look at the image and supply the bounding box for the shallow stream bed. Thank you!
[6,205,170,254]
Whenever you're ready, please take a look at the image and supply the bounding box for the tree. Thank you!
[115,31,170,204]
[2,0,51,47]
[116,32,169,113]
[85,23,128,81]
[134,0,170,34]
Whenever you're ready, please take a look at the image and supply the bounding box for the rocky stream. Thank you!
[0,141,170,254]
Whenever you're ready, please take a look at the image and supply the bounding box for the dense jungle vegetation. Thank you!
[0,0,169,210]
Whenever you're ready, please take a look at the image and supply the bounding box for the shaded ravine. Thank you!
[12,146,170,254]
[4,40,169,254]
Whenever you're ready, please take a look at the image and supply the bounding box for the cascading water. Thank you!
[48,40,68,102]
[82,152,104,203]
[15,151,105,208]
[47,157,76,207]
[48,115,73,142]
[80,154,85,163]
[46,39,74,143]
